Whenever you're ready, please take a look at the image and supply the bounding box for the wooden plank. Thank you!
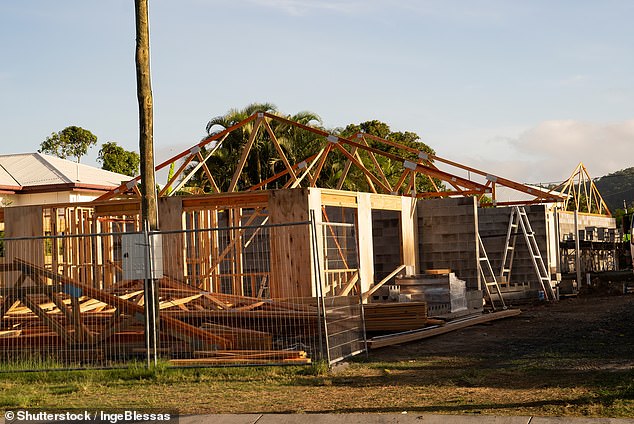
[181,192,269,210]
[94,201,140,216]
[353,149,378,193]
[369,193,403,211]
[364,302,427,332]
[335,145,358,190]
[20,295,74,343]
[332,142,392,193]
[229,117,263,192]
[320,191,359,208]
[309,143,333,187]
[338,272,359,297]
[401,196,418,273]
[159,294,203,310]
[13,259,233,348]
[208,208,264,277]
[362,264,407,301]
[71,295,92,342]
[169,357,311,366]
[368,309,521,349]
[262,120,298,182]
[158,153,196,196]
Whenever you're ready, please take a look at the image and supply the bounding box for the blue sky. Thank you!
[1,1,632,187]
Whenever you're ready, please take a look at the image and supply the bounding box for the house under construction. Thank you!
[0,112,620,367]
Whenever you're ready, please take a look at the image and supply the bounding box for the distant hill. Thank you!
[594,167,634,212]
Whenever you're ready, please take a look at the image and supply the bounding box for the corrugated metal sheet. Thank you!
[0,165,20,188]
[0,153,129,188]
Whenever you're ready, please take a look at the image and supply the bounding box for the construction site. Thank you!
[0,112,628,369]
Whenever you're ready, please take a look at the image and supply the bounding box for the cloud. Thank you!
[444,119,634,189]
[246,0,368,16]
[514,119,634,181]
[246,0,519,20]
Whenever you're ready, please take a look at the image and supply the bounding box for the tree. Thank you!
[39,126,97,163]
[185,102,279,193]
[196,104,325,192]
[337,120,442,193]
[97,142,140,177]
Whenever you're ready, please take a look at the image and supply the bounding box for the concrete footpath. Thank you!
[179,414,634,424]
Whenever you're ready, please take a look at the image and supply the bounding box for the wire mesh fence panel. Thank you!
[158,221,323,367]
[0,232,148,370]
[318,222,366,365]
[0,218,366,370]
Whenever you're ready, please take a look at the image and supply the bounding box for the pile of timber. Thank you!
[0,259,324,365]
[363,302,428,332]
[367,308,521,349]
[170,350,311,366]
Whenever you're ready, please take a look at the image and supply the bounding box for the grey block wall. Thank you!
[478,205,549,287]
[557,211,616,240]
[371,210,402,281]
[417,197,480,289]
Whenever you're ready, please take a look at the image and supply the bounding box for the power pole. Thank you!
[135,0,158,231]
[135,0,159,366]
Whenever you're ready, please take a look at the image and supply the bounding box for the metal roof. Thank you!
[0,153,129,190]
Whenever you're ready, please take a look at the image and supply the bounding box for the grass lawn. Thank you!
[1,295,633,418]
[0,357,632,418]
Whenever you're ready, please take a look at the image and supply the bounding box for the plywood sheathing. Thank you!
[267,188,313,298]
[158,196,186,282]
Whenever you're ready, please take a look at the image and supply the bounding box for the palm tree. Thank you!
[185,104,328,193]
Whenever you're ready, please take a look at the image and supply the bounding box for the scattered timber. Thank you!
[367,308,521,349]
[0,259,324,365]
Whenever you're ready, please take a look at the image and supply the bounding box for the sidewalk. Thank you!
[179,413,634,424]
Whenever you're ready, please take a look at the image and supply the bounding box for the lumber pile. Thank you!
[367,308,521,349]
[0,259,324,365]
[363,302,427,332]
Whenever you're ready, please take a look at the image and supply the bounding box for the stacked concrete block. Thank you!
[417,197,480,289]
[557,211,616,241]
[371,210,402,281]
[396,273,467,312]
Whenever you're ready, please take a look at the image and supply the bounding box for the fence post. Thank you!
[143,223,158,367]
[310,211,330,364]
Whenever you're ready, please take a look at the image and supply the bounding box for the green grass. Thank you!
[0,356,631,417]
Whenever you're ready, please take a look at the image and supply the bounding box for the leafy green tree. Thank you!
[97,142,140,177]
[186,103,323,193]
[185,105,441,195]
[39,126,98,163]
[337,120,442,193]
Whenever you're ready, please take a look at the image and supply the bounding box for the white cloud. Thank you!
[246,0,368,16]
[443,119,634,189]
[246,0,520,20]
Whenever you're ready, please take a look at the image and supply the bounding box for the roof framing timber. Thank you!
[94,111,576,210]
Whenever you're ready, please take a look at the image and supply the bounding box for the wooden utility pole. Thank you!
[135,0,158,230]
[135,0,159,365]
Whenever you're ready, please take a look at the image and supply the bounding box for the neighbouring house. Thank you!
[0,153,130,207]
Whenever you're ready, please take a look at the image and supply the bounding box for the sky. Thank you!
[1,0,633,188]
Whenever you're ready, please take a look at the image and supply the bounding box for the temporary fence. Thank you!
[316,221,366,365]
[0,219,366,370]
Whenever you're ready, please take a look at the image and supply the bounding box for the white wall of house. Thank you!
[1,191,102,207]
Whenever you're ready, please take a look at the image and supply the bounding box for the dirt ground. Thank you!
[371,292,634,367]
[338,291,634,416]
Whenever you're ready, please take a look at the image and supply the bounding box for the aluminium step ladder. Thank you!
[502,206,557,301]
[477,234,507,311]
